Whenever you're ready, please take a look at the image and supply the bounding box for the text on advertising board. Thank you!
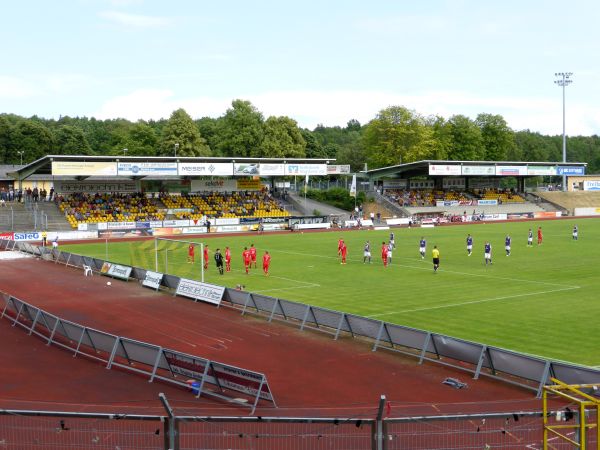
[176,279,225,305]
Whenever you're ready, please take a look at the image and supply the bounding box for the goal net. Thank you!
[129,238,205,281]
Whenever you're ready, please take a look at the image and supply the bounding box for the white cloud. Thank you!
[99,10,172,28]
[0,76,40,98]
[92,88,600,136]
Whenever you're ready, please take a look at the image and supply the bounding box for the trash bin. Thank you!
[186,379,200,395]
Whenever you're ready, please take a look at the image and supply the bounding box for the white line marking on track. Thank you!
[367,286,580,317]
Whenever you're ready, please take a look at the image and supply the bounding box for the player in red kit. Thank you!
[187,243,195,263]
[225,246,231,272]
[242,247,251,274]
[340,242,347,264]
[337,238,344,257]
[262,251,271,276]
[203,244,209,269]
[381,241,389,267]
[537,226,543,245]
[249,243,257,268]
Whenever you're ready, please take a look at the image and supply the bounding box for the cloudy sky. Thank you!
[2,0,599,135]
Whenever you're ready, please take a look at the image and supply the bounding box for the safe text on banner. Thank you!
[176,279,226,305]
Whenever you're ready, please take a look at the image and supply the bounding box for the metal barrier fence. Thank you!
[2,239,600,401]
[6,409,580,449]
[0,291,275,414]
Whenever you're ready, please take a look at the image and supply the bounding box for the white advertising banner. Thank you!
[285,164,328,176]
[428,164,461,176]
[584,180,600,191]
[461,165,496,176]
[54,180,139,194]
[233,163,259,176]
[142,271,164,290]
[327,165,351,174]
[258,163,285,176]
[100,262,132,280]
[178,162,233,176]
[527,166,556,176]
[107,221,136,229]
[495,166,527,176]
[191,179,237,192]
[51,161,118,176]
[215,218,240,225]
[176,279,225,305]
[118,162,178,176]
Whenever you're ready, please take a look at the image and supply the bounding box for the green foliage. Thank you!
[53,125,93,155]
[3,102,600,174]
[306,187,366,211]
[158,108,210,157]
[446,114,484,160]
[261,116,306,158]
[215,99,264,157]
[363,106,435,168]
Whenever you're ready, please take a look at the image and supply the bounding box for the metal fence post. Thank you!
[159,393,178,450]
[375,394,385,450]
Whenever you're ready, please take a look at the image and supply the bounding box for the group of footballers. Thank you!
[187,242,272,276]
[336,224,579,273]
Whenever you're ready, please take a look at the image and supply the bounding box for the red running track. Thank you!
[0,254,544,417]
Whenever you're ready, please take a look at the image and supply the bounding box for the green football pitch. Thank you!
[62,218,600,367]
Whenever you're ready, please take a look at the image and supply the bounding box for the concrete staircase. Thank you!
[36,201,72,231]
[0,201,71,232]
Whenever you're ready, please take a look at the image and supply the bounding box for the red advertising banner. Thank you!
[0,232,14,240]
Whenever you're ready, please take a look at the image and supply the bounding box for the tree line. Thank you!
[1,101,599,173]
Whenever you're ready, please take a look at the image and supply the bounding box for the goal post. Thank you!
[154,238,205,282]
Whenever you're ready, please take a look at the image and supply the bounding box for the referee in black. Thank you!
[214,248,224,275]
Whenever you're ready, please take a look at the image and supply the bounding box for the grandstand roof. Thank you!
[7,154,334,181]
[366,160,587,179]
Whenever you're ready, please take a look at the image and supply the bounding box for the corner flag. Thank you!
[349,174,357,197]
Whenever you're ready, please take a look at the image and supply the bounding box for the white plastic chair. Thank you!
[83,265,93,277]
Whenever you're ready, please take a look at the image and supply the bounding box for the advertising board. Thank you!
[51,161,118,176]
[461,165,495,176]
[118,162,178,176]
[584,180,600,191]
[428,164,461,176]
[178,162,233,176]
[527,166,556,176]
[233,163,259,176]
[100,262,132,280]
[557,166,585,175]
[284,164,327,176]
[175,279,225,305]
[258,163,285,176]
[191,179,237,192]
[495,166,527,176]
[236,179,262,190]
[326,165,351,175]
[53,180,139,193]
[142,271,164,290]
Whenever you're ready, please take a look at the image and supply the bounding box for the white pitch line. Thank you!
[276,249,579,289]
[253,284,321,294]
[367,286,580,317]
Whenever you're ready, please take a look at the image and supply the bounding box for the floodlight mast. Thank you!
[554,72,573,191]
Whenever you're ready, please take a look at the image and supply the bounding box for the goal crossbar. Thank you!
[154,237,205,282]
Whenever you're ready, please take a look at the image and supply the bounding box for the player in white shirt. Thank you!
[363,241,372,263]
